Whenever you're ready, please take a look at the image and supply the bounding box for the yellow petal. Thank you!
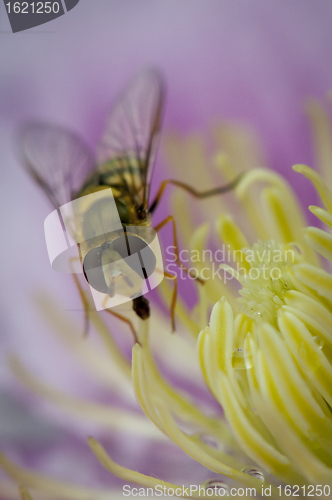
[293,164,332,213]
[216,214,250,271]
[309,205,332,228]
[278,310,332,406]
[293,263,332,305]
[304,226,332,262]
[306,99,332,189]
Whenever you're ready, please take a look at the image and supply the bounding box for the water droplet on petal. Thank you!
[244,353,254,369]
[232,349,253,370]
[202,480,229,496]
[313,336,324,349]
[241,467,264,481]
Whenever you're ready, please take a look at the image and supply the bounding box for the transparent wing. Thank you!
[97,68,165,207]
[20,122,95,209]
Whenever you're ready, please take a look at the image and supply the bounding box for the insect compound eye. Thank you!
[82,246,108,294]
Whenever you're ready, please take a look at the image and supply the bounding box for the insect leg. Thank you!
[149,174,243,214]
[69,263,90,337]
[69,258,139,343]
[70,264,140,343]
[154,215,203,282]
[154,215,203,332]
[104,309,140,344]
[163,270,177,332]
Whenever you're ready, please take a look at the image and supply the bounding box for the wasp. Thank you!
[20,69,241,337]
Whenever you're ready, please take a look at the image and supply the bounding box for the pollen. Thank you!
[236,239,300,325]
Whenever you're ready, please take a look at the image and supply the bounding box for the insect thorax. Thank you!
[77,157,149,226]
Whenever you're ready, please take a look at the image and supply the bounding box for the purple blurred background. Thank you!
[1,0,332,491]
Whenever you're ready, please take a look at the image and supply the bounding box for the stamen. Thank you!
[9,356,162,439]
[223,240,300,325]
[35,294,132,385]
[306,99,332,189]
[88,437,181,490]
[0,451,114,499]
[19,486,34,500]
[156,401,266,489]
[137,322,223,435]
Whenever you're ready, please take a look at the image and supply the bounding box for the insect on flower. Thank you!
[20,68,241,337]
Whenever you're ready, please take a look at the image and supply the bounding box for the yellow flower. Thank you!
[199,163,332,487]
[2,100,332,499]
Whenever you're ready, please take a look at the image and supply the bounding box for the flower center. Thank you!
[236,240,296,325]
